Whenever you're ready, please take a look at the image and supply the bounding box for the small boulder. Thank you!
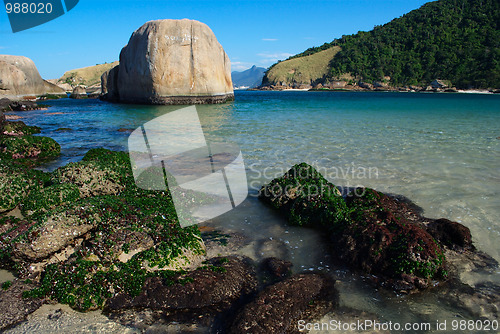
[229,273,336,334]
[69,86,87,99]
[427,218,473,251]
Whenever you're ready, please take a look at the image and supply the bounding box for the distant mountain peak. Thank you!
[232,65,267,89]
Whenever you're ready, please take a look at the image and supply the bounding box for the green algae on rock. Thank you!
[258,162,349,229]
[20,183,80,217]
[5,148,208,311]
[259,163,453,291]
[0,135,60,166]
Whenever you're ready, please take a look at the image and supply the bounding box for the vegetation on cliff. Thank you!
[265,0,499,89]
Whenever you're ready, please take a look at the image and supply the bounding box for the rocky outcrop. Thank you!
[431,79,449,89]
[101,19,233,104]
[0,55,65,99]
[259,163,479,292]
[69,85,87,99]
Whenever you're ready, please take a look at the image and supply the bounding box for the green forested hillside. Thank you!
[266,0,499,89]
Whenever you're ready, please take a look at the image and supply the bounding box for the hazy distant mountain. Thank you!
[231,65,267,88]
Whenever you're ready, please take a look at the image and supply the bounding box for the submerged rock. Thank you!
[102,19,234,104]
[229,273,337,333]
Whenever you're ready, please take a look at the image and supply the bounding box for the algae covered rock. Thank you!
[229,273,336,334]
[0,164,44,213]
[51,148,133,197]
[1,121,41,136]
[260,163,451,291]
[342,188,446,288]
[13,202,101,261]
[106,256,257,312]
[0,135,60,166]
[259,162,349,229]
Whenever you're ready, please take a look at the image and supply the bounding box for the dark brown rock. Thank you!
[427,218,473,251]
[0,280,43,331]
[261,257,293,279]
[229,273,337,334]
[106,256,257,312]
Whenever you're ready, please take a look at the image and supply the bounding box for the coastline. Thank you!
[1,93,499,332]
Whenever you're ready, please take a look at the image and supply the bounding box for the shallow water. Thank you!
[5,91,500,332]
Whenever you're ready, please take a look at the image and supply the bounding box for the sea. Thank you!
[2,91,500,333]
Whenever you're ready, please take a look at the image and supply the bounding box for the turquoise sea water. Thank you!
[6,91,500,332]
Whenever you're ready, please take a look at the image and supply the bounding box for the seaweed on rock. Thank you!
[259,163,458,291]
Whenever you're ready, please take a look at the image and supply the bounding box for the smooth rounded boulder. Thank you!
[0,55,65,99]
[103,19,234,104]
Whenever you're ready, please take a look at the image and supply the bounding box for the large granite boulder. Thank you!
[102,19,234,104]
[0,55,65,99]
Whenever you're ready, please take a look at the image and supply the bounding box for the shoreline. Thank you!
[250,87,499,94]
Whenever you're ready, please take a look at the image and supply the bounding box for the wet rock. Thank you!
[260,257,293,279]
[341,188,446,290]
[229,273,337,334]
[0,279,43,331]
[106,256,257,312]
[0,134,60,166]
[427,218,473,251]
[9,100,39,111]
[259,163,451,292]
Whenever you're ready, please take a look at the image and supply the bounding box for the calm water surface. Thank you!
[4,91,500,333]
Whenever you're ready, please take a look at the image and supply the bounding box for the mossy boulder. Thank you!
[341,188,446,288]
[260,163,451,291]
[51,149,134,197]
[1,121,41,136]
[51,161,125,198]
[20,183,80,216]
[0,164,44,213]
[259,162,349,229]
[0,135,60,166]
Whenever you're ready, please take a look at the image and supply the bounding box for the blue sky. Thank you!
[0,0,433,79]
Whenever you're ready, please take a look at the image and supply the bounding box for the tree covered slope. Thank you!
[264,0,499,89]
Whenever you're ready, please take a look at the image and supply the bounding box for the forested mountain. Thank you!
[264,0,499,89]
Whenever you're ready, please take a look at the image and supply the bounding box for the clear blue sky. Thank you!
[0,0,433,79]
